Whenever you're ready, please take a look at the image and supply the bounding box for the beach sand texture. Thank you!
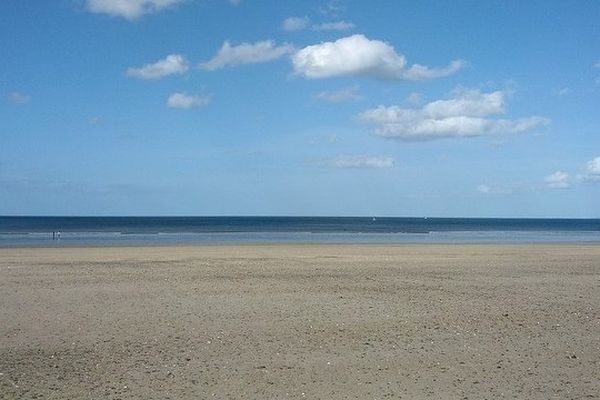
[1,244,599,399]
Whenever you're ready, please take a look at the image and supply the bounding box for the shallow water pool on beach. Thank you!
[2,228,600,246]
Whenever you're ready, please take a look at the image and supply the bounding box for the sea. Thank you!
[1,216,600,246]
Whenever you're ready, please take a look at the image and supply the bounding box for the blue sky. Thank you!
[1,0,599,217]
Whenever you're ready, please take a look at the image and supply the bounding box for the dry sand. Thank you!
[0,244,599,399]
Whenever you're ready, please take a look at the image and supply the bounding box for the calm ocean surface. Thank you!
[1,216,600,246]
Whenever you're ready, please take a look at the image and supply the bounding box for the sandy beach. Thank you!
[1,244,599,399]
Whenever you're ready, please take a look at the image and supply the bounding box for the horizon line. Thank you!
[1,215,599,220]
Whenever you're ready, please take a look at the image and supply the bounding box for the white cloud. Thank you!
[126,54,188,79]
[579,156,600,182]
[313,21,355,31]
[545,171,570,188]
[329,155,394,169]
[199,40,294,71]
[292,34,465,80]
[85,0,183,20]
[282,16,310,31]
[542,157,600,186]
[167,92,211,109]
[586,156,600,175]
[8,92,31,104]
[359,88,550,141]
[315,87,361,102]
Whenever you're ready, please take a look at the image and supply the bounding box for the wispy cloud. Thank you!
[406,92,424,105]
[315,86,361,102]
[359,88,549,141]
[282,16,355,32]
[8,92,31,105]
[544,171,570,188]
[319,0,343,16]
[315,155,394,169]
[477,184,514,195]
[126,54,189,79]
[167,92,211,109]
[89,116,104,126]
[282,16,310,31]
[553,87,571,96]
[477,178,563,194]
[313,21,355,31]
[0,176,164,198]
[85,0,183,20]
[199,40,294,71]
[292,34,465,80]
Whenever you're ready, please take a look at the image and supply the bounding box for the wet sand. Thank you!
[1,244,599,399]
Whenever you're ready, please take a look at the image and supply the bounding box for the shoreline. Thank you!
[2,240,600,250]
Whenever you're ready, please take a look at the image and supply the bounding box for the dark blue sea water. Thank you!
[1,216,600,246]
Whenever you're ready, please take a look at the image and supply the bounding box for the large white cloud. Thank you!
[292,34,464,80]
[167,93,211,109]
[86,0,183,20]
[126,54,188,79]
[199,40,294,71]
[359,88,549,141]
